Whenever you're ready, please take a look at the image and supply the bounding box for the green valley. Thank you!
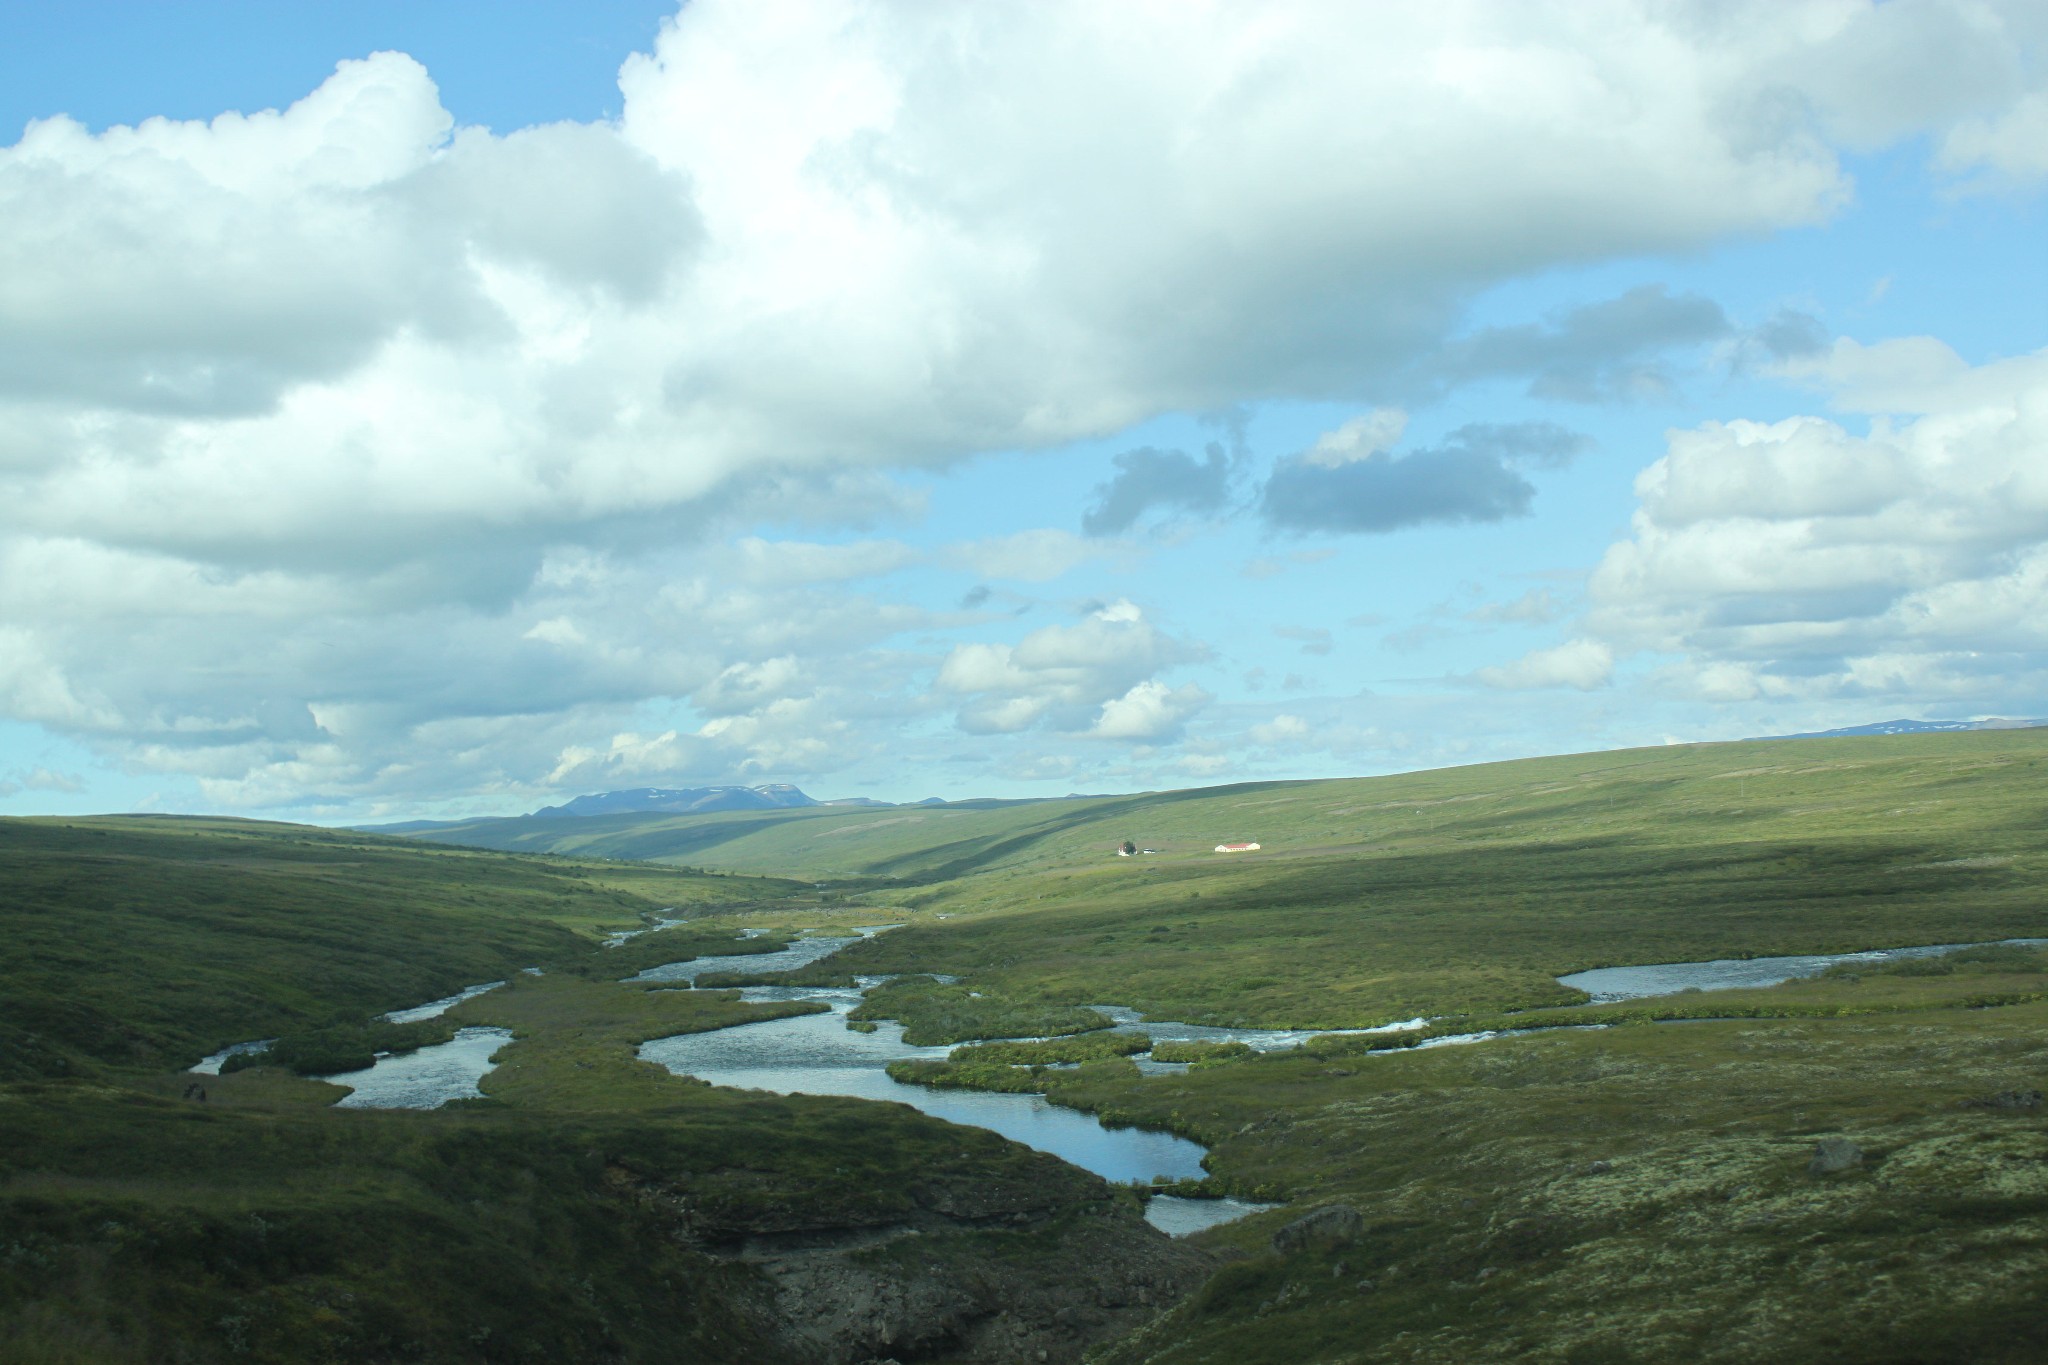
[6,729,2048,1362]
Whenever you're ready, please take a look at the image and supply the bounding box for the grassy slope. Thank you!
[405,732,2048,887]
[751,732,2048,1030]
[0,818,1162,1365]
[0,816,803,1076]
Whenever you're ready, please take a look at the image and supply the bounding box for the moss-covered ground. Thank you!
[9,730,2048,1362]
[1061,980,2048,1364]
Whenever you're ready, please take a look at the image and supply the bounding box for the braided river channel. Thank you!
[198,930,2048,1237]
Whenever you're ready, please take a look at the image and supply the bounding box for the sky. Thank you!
[1,0,2044,821]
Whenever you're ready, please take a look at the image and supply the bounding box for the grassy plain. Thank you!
[1067,981,2048,1364]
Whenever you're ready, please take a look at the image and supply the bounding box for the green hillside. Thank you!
[0,815,802,1078]
[408,730,2048,884]
[412,732,2048,1029]
[0,817,1192,1364]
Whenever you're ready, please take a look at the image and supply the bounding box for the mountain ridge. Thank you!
[530,783,821,819]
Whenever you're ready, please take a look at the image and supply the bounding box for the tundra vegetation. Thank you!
[4,729,2047,1362]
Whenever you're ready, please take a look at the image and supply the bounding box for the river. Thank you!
[193,929,2045,1233]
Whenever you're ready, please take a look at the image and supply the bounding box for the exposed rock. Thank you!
[747,1205,1212,1364]
[1271,1204,1364,1254]
[1808,1136,1864,1175]
[1964,1088,2043,1111]
[1582,1160,1612,1175]
[606,1147,1212,1364]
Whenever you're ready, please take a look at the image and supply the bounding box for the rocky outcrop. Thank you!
[1964,1088,2043,1110]
[1271,1204,1364,1254]
[757,1207,1212,1364]
[1807,1137,1864,1175]
[606,1157,1213,1363]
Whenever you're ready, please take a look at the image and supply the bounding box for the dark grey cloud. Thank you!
[1433,285,1732,402]
[1259,422,1588,535]
[1081,442,1233,536]
[1747,307,1831,362]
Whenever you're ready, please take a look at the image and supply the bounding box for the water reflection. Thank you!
[640,985,1209,1184]
[1145,1195,1278,1238]
[1558,937,2048,1003]
[627,927,898,984]
[1090,1005,1428,1052]
[325,1026,515,1109]
[382,980,505,1023]
[189,1038,275,1075]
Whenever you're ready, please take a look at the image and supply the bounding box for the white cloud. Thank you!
[523,617,587,648]
[1250,714,1310,745]
[733,537,917,586]
[694,656,807,717]
[0,766,87,795]
[546,729,683,787]
[936,600,1205,736]
[1590,342,2048,706]
[1940,91,2048,183]
[0,626,115,728]
[1477,639,1615,691]
[945,528,1106,582]
[2,2,2042,808]
[1089,680,1212,742]
[1304,410,1408,467]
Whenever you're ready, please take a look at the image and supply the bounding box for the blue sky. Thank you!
[1,1,2044,819]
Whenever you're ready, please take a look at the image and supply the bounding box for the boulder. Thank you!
[1271,1205,1363,1254]
[1807,1137,1864,1175]
[1966,1088,2043,1111]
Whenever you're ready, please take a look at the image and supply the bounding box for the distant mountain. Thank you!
[530,784,819,819]
[820,797,895,807]
[1755,717,2048,741]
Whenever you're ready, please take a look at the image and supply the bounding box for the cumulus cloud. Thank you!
[1476,639,1615,691]
[1260,421,1587,535]
[1588,341,2048,706]
[1939,92,2048,183]
[1,1,2041,807]
[935,599,1205,737]
[1089,680,1211,742]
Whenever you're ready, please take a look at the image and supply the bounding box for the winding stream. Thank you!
[640,981,1211,1186]
[187,929,2046,1232]
[634,929,2048,1235]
